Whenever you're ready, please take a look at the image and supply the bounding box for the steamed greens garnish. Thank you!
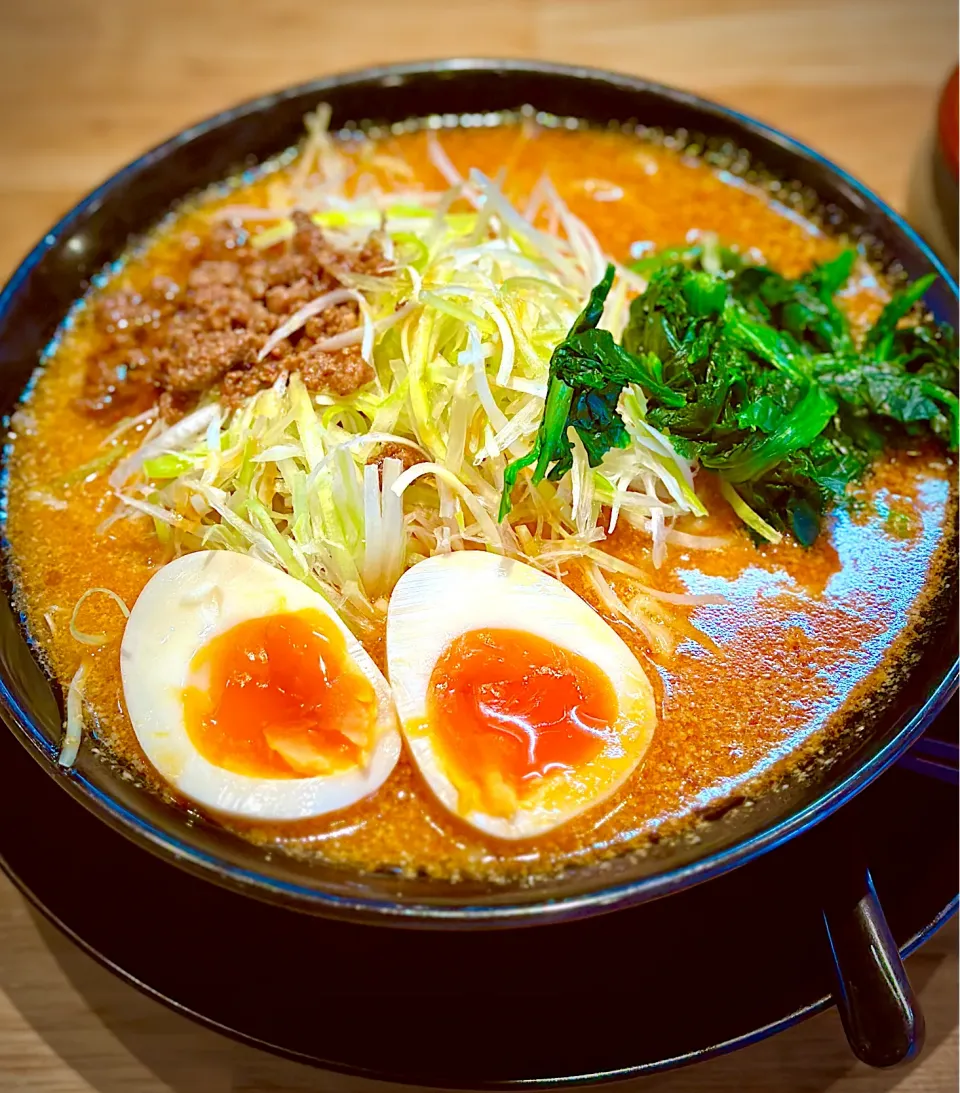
[624,250,956,543]
[505,246,956,546]
[500,264,683,518]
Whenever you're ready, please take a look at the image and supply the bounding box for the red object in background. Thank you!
[937,66,958,183]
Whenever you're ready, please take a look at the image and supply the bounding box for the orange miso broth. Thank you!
[3,118,955,882]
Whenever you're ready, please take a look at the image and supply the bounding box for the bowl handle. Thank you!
[822,862,924,1067]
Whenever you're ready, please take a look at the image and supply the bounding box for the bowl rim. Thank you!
[1,57,957,927]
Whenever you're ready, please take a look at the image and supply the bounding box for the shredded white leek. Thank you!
[582,561,676,657]
[69,588,131,647]
[257,288,362,362]
[59,660,89,767]
[719,480,783,545]
[661,528,732,551]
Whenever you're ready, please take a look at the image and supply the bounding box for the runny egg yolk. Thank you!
[424,628,619,817]
[182,609,377,778]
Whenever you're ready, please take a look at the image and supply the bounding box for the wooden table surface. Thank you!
[0,0,957,1089]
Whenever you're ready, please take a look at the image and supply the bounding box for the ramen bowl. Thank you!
[0,61,955,936]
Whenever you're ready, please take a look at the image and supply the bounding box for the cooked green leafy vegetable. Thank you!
[500,264,684,518]
[502,245,957,545]
[622,249,957,544]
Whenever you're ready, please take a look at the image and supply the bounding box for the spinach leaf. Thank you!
[500,264,684,518]
[732,251,855,354]
[499,245,956,545]
[864,274,936,358]
[702,384,839,483]
[620,248,956,542]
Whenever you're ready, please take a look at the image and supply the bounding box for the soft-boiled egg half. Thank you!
[387,552,657,840]
[120,550,401,821]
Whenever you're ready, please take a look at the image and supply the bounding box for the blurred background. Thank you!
[0,0,957,278]
[0,0,957,1090]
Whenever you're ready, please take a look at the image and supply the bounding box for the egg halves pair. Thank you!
[121,550,656,838]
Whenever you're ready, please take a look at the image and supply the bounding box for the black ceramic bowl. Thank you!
[0,60,957,929]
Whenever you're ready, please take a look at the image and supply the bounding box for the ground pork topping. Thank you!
[79,215,389,420]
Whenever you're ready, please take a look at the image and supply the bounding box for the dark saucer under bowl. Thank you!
[0,696,955,1086]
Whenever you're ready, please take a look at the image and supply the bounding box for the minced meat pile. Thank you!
[80,212,391,422]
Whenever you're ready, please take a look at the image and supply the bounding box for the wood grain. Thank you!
[0,0,957,1089]
[0,0,956,279]
[0,875,956,1092]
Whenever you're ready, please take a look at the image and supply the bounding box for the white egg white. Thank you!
[386,552,656,839]
[120,550,400,821]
